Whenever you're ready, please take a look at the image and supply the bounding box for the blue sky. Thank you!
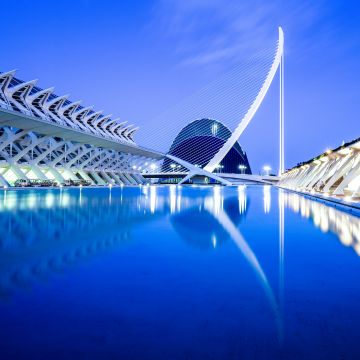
[2,0,359,173]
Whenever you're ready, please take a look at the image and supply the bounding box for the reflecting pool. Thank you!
[0,186,359,359]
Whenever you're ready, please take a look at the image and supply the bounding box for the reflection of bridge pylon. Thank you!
[203,188,284,343]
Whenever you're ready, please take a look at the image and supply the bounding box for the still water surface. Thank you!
[0,185,359,359]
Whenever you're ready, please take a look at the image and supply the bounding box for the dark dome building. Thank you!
[162,118,251,174]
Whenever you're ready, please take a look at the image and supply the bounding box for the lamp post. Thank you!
[263,165,271,176]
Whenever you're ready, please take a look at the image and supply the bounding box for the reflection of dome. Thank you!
[162,118,251,174]
[170,196,249,249]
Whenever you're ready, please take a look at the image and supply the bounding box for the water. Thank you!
[0,185,359,359]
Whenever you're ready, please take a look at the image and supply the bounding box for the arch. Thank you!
[205,27,284,173]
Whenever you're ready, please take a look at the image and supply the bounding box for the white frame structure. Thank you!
[169,27,285,184]
[279,138,360,200]
[0,27,286,187]
[0,71,162,186]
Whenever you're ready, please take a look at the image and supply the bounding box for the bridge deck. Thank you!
[143,172,279,184]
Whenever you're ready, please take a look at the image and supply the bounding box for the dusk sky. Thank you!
[2,0,359,173]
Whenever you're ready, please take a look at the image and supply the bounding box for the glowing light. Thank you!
[213,186,223,215]
[212,234,217,248]
[60,193,71,207]
[263,165,271,176]
[170,184,176,214]
[237,185,246,214]
[150,185,157,214]
[45,193,55,208]
[176,187,182,212]
[211,123,218,136]
[283,192,360,256]
[27,194,37,209]
[263,185,271,213]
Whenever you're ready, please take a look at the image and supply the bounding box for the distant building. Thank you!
[162,118,251,174]
[279,136,360,199]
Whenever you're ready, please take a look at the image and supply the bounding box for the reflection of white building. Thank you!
[283,192,360,255]
[280,137,360,200]
[0,71,162,186]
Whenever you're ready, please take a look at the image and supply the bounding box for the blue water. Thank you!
[0,185,359,359]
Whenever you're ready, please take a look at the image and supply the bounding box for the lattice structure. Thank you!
[279,137,360,200]
[0,71,161,186]
[0,70,138,143]
[0,27,284,187]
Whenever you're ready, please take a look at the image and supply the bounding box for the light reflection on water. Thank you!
[0,186,359,359]
[283,191,360,256]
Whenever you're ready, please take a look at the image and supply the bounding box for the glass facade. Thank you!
[162,118,251,174]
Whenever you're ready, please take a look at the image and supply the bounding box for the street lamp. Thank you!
[238,165,247,174]
[263,165,271,176]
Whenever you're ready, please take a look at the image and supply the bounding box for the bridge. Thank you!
[0,27,284,188]
[143,171,279,184]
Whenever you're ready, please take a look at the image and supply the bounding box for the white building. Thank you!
[0,70,162,186]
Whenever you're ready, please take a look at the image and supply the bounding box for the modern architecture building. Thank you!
[0,27,285,187]
[162,118,251,177]
[0,70,162,187]
[279,137,360,200]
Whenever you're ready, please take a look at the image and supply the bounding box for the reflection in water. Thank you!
[0,186,284,342]
[1,186,360,357]
[4,186,359,348]
[204,188,283,343]
[170,185,176,214]
[283,192,360,256]
[150,185,157,214]
[171,186,283,342]
[238,185,247,214]
[278,189,285,344]
[171,189,246,249]
[264,185,271,214]
[0,188,169,297]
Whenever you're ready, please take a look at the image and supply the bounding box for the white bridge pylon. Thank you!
[169,27,285,185]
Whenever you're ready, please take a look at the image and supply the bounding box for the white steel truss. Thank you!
[0,70,139,144]
[279,138,360,200]
[0,126,151,186]
[205,27,284,174]
[167,27,285,184]
[0,69,165,187]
